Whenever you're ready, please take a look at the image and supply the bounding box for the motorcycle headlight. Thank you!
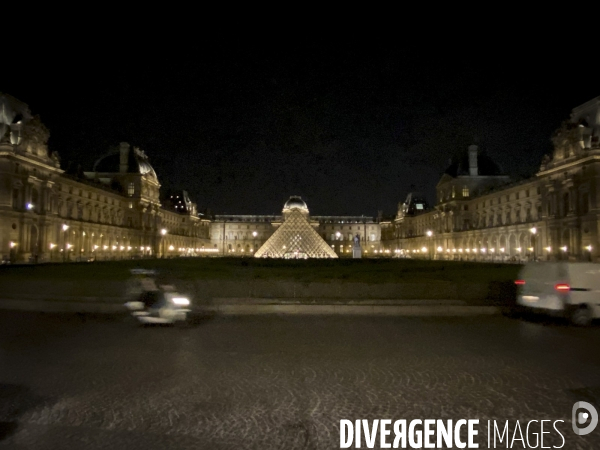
[172,297,190,306]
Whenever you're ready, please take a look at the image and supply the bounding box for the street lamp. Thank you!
[161,228,167,258]
[62,224,69,262]
[585,244,593,261]
[426,230,433,259]
[252,231,257,253]
[529,227,537,261]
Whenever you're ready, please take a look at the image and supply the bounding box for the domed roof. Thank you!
[93,144,157,179]
[444,150,502,177]
[283,196,309,212]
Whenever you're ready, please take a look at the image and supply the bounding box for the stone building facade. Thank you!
[380,97,600,262]
[209,200,382,257]
[0,93,210,263]
[2,92,599,263]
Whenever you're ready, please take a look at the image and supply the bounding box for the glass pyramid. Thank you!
[254,209,338,259]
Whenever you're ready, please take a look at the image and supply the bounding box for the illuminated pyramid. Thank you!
[254,196,338,259]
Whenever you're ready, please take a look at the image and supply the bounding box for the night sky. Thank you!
[5,43,597,216]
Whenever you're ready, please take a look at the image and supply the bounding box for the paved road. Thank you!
[0,312,599,449]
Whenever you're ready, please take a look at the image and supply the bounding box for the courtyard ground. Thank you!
[0,257,522,284]
[0,311,598,449]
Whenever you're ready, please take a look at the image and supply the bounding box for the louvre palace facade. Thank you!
[380,97,600,262]
[1,92,599,263]
[0,94,212,263]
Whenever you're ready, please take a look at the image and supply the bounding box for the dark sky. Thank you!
[5,43,597,216]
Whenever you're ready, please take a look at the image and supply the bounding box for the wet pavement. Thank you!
[0,311,599,449]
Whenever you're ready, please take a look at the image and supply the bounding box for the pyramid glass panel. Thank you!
[254,209,338,259]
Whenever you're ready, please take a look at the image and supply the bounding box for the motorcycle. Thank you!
[124,269,192,325]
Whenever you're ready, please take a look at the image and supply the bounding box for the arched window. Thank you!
[563,192,570,216]
[31,188,39,210]
[12,188,20,210]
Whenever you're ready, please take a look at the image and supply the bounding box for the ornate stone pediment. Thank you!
[551,120,591,161]
[20,115,50,156]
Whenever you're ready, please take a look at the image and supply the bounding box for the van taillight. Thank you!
[555,283,570,292]
[515,280,526,285]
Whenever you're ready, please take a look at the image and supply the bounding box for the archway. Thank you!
[518,233,526,261]
[561,229,570,260]
[508,234,518,261]
[29,225,39,262]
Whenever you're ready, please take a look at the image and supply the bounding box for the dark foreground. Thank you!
[0,312,599,449]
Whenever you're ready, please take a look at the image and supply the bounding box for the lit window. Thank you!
[127,183,135,197]
[128,202,133,209]
[462,186,469,197]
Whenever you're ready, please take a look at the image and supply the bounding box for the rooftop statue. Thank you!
[0,92,32,144]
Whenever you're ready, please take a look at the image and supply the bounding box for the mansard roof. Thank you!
[444,151,502,177]
[93,144,157,178]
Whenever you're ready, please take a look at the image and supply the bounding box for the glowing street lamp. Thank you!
[585,244,593,261]
[426,230,433,259]
[62,224,69,262]
[529,227,538,261]
[161,228,167,258]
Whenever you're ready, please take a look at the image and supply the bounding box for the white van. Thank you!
[516,262,600,326]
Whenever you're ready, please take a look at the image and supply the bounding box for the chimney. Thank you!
[119,142,130,173]
[468,144,478,176]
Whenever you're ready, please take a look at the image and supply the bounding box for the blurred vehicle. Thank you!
[124,269,192,325]
[515,262,600,326]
